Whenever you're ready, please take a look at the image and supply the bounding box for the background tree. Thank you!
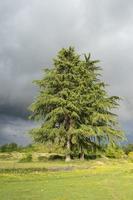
[29,47,124,161]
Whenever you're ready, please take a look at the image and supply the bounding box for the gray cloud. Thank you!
[0,115,34,145]
[0,0,133,144]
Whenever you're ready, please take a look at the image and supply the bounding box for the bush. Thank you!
[19,153,32,162]
[48,154,65,160]
[105,145,125,159]
[0,153,13,160]
[85,154,102,160]
[128,152,133,161]
[123,144,133,154]
[19,144,35,153]
[37,153,65,161]
[38,155,48,162]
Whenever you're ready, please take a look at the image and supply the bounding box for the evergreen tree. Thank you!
[71,54,124,159]
[29,47,124,161]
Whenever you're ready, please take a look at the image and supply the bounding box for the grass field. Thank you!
[0,159,133,200]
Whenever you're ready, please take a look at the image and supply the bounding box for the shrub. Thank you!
[128,152,133,161]
[19,153,32,162]
[38,155,48,162]
[48,154,65,160]
[105,145,125,159]
[0,153,12,160]
[123,144,133,154]
[37,153,65,161]
[19,144,35,153]
[85,154,102,160]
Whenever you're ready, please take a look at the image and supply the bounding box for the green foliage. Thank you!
[29,47,124,159]
[84,154,102,160]
[123,143,133,154]
[128,151,133,162]
[19,153,32,163]
[37,155,48,162]
[0,143,37,153]
[0,143,19,152]
[48,153,65,161]
[105,145,125,159]
[0,153,12,160]
[37,153,65,161]
[19,144,36,153]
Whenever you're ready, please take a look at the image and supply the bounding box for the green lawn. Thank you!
[0,160,133,200]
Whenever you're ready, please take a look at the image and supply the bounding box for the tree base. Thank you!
[65,155,71,162]
[80,153,85,161]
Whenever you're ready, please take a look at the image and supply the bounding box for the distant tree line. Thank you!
[0,143,19,152]
[1,142,133,160]
[0,143,32,153]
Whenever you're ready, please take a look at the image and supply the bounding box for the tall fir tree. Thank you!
[29,47,124,161]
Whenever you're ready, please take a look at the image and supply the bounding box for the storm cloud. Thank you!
[0,0,133,144]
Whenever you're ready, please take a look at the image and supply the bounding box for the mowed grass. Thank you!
[0,160,133,200]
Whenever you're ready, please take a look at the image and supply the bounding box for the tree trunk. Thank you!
[80,152,85,160]
[65,136,71,162]
[64,115,72,162]
[65,154,71,162]
[80,146,85,160]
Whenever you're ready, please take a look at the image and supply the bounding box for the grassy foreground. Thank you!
[0,160,133,200]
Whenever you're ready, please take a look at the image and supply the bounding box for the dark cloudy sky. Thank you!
[0,0,133,145]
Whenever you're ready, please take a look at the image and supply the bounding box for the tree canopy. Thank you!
[29,47,124,161]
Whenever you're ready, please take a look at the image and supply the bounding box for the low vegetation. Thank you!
[0,143,132,200]
[0,155,133,200]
